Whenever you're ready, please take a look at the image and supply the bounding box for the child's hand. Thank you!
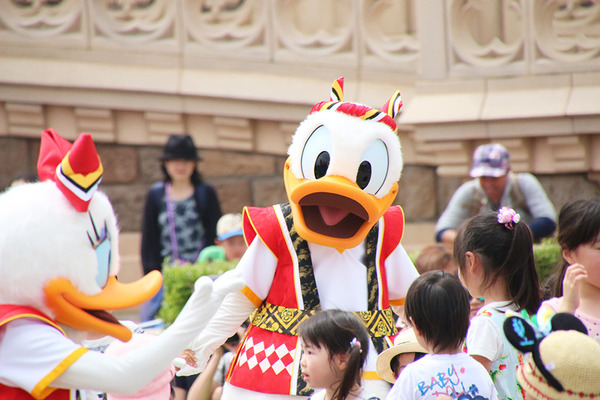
[559,263,587,314]
[174,349,197,371]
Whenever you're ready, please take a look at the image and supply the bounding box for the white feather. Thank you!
[288,110,403,198]
[0,181,120,317]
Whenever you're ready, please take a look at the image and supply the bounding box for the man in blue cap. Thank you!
[436,143,557,245]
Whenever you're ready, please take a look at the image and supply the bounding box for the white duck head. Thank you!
[0,130,162,342]
[284,78,404,251]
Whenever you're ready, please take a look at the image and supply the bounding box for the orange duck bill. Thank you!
[284,160,398,251]
[44,271,162,342]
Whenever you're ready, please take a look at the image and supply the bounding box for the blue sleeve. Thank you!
[140,183,164,275]
[528,217,556,242]
[435,228,448,243]
[195,183,222,248]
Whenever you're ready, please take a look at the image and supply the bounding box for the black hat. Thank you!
[159,134,201,161]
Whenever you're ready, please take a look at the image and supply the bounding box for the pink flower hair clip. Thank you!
[497,207,520,230]
[350,337,362,353]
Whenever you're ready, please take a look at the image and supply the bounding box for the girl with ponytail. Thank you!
[455,207,541,400]
[298,310,377,400]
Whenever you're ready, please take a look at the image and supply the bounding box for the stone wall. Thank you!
[3,136,599,236]
[0,136,288,232]
[98,143,291,232]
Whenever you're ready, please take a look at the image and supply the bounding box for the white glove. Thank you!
[176,280,256,376]
[53,273,244,395]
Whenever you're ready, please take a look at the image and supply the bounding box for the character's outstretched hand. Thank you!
[176,271,256,376]
[177,271,245,334]
[52,272,244,395]
[172,270,246,371]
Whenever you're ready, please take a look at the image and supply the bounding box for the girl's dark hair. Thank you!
[161,163,203,185]
[454,211,541,315]
[547,199,600,297]
[298,310,369,400]
[404,271,470,353]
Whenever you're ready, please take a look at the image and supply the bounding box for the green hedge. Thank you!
[533,238,562,284]
[160,239,561,325]
[158,259,237,326]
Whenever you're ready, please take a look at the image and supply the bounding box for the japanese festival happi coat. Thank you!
[178,78,419,399]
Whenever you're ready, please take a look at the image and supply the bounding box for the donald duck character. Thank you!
[0,129,242,399]
[178,78,420,399]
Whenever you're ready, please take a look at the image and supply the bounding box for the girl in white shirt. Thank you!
[455,208,542,400]
[386,271,497,400]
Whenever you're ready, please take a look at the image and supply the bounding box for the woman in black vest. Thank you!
[139,133,221,322]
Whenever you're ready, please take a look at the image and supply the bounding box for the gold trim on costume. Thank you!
[252,302,397,338]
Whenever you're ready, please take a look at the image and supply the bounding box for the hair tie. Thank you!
[350,337,362,353]
[497,206,520,230]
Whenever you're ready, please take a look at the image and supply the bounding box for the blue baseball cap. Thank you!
[217,213,243,241]
[470,144,510,178]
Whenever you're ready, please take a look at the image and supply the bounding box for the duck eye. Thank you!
[356,161,372,189]
[314,151,330,179]
[301,125,332,180]
[93,238,111,288]
[88,215,111,289]
[358,139,389,195]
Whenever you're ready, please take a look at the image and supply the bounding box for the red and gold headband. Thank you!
[310,77,403,133]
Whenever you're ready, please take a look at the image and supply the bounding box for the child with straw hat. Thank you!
[375,328,427,384]
[517,329,600,400]
[504,313,600,400]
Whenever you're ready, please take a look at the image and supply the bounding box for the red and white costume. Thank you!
[225,204,418,395]
[0,305,85,400]
[180,78,417,400]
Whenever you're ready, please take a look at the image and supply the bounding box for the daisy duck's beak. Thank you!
[44,272,162,342]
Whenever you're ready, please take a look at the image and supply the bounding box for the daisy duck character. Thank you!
[0,129,242,399]
[178,78,420,399]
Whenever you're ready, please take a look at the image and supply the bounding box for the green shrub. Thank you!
[158,259,237,326]
[533,238,562,284]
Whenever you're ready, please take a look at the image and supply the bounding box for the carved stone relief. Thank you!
[90,0,177,50]
[272,0,356,63]
[448,0,525,71]
[0,0,84,45]
[183,0,267,53]
[0,0,598,75]
[533,0,600,65]
[359,0,419,69]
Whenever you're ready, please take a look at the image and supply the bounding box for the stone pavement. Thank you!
[113,222,437,322]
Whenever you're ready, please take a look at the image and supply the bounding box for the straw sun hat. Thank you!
[517,330,600,400]
[376,328,427,384]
